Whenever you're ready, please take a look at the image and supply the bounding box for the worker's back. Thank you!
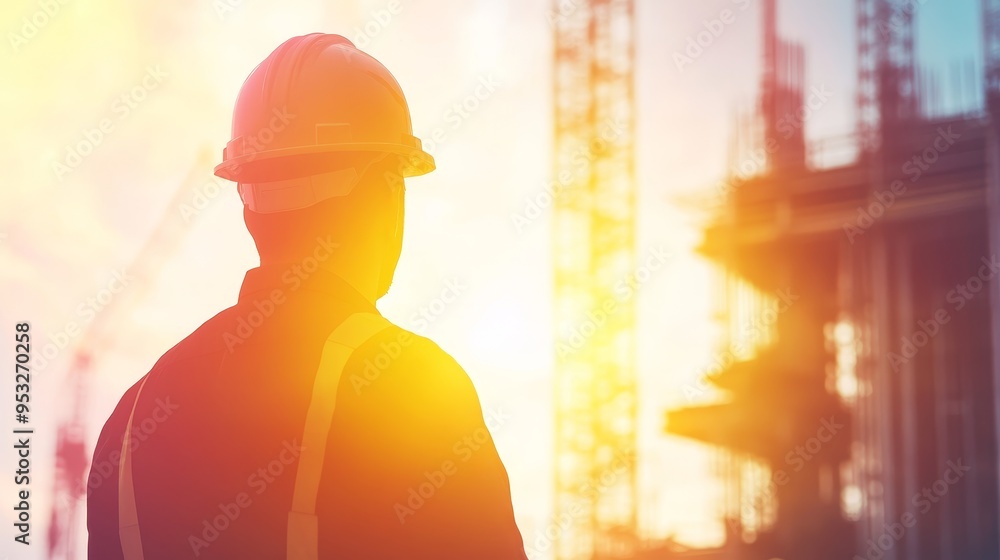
[87,266,527,559]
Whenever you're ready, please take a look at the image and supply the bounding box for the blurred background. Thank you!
[0,0,997,558]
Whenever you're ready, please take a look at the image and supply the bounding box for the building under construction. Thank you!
[666,0,1000,559]
[42,0,1000,558]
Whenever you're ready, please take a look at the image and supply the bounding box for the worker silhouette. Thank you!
[87,34,528,559]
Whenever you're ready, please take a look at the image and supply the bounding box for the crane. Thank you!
[552,0,638,558]
[46,149,215,560]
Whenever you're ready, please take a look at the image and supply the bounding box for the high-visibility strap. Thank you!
[288,312,391,560]
[116,313,391,560]
[118,375,153,560]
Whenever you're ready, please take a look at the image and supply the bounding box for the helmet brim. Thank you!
[214,142,435,182]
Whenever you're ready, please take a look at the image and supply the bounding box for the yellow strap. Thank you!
[118,375,152,560]
[288,312,391,560]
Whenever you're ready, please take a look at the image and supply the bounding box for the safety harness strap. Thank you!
[118,374,153,560]
[287,312,391,560]
[117,312,391,560]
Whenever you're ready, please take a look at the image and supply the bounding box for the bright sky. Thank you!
[0,0,982,558]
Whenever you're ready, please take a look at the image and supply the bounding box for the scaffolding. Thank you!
[552,0,638,558]
[666,0,1000,558]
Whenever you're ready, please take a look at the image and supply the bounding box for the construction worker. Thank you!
[87,34,528,559]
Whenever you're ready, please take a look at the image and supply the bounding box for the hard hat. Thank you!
[215,33,434,213]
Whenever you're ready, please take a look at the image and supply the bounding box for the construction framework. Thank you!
[552,0,637,558]
[851,2,918,555]
[856,0,917,154]
[666,0,1000,558]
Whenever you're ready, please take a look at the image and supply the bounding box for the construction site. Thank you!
[18,0,1000,559]
[554,0,1000,559]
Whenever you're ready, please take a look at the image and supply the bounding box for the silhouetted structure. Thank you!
[552,1,639,559]
[665,1,1000,559]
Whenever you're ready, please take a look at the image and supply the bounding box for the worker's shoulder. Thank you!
[349,318,476,396]
[125,305,239,389]
[364,320,465,373]
[91,310,220,472]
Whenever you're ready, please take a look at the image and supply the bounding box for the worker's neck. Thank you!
[260,253,380,304]
[320,259,380,304]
